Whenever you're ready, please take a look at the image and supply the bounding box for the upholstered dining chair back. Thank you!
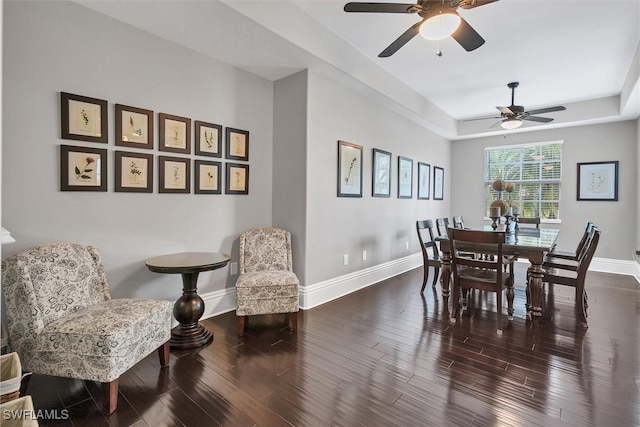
[2,242,172,414]
[239,227,293,273]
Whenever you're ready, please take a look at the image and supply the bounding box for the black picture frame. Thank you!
[338,140,363,198]
[225,127,249,161]
[114,151,153,193]
[397,156,413,199]
[577,160,619,201]
[195,160,222,194]
[434,166,444,200]
[158,156,190,193]
[60,92,108,143]
[159,113,191,154]
[115,104,154,149]
[372,148,392,198]
[60,145,107,191]
[195,121,223,157]
[417,162,431,200]
[225,162,249,195]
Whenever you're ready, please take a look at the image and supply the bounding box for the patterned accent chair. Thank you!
[1,243,172,414]
[235,227,299,336]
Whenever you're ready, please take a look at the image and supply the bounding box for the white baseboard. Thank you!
[298,253,423,309]
[199,253,638,321]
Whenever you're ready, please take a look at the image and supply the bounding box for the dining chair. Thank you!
[517,217,540,229]
[452,216,464,229]
[416,220,441,293]
[448,228,515,335]
[535,227,601,326]
[235,227,299,336]
[1,242,172,414]
[546,221,594,262]
[435,218,449,237]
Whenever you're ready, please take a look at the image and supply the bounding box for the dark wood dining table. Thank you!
[437,226,560,324]
[146,252,230,349]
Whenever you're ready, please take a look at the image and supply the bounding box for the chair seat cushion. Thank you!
[235,271,299,316]
[27,298,172,382]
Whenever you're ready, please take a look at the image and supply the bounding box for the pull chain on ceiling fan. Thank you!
[343,0,498,57]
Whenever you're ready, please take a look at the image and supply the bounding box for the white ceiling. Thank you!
[77,0,640,140]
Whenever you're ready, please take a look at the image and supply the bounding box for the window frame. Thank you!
[484,140,563,222]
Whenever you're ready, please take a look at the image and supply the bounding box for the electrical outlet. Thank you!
[343,254,349,265]
[362,250,367,261]
[405,241,409,250]
[230,262,238,275]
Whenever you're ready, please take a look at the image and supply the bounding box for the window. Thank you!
[484,141,563,220]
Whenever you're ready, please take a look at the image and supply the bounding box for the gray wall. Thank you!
[2,1,274,301]
[273,71,308,282]
[451,121,638,261]
[303,69,451,284]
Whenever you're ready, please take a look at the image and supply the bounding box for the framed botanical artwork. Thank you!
[158,156,190,193]
[337,140,363,198]
[226,127,249,161]
[114,151,153,193]
[195,160,222,194]
[397,156,413,199]
[372,148,392,197]
[60,145,107,191]
[195,121,222,157]
[60,92,108,143]
[159,113,191,154]
[225,162,249,195]
[577,160,619,201]
[115,104,153,149]
[417,162,431,200]
[434,166,444,200]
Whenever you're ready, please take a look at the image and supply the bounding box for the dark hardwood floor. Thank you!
[20,264,640,426]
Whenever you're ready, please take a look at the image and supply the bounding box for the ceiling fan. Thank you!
[343,0,498,57]
[468,82,567,130]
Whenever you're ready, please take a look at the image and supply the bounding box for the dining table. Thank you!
[436,225,560,325]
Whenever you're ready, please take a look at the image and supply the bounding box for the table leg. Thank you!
[439,242,451,299]
[527,253,545,326]
[171,272,213,349]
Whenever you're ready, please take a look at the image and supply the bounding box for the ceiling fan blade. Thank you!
[496,106,513,115]
[525,106,566,115]
[378,20,422,57]
[458,0,499,10]
[489,120,503,129]
[523,115,553,123]
[344,2,421,13]
[451,17,485,51]
[464,115,502,122]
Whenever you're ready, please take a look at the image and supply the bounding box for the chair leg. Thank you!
[18,372,32,398]
[290,311,298,332]
[420,265,428,293]
[576,287,588,326]
[102,379,118,414]
[158,341,170,367]
[496,291,503,336]
[431,267,440,288]
[237,315,246,336]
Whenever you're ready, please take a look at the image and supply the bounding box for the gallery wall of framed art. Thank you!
[58,92,251,196]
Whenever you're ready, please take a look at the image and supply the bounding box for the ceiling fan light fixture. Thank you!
[501,118,523,130]
[419,12,461,40]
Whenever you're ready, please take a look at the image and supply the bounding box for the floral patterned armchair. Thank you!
[1,242,172,414]
[235,227,299,336]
